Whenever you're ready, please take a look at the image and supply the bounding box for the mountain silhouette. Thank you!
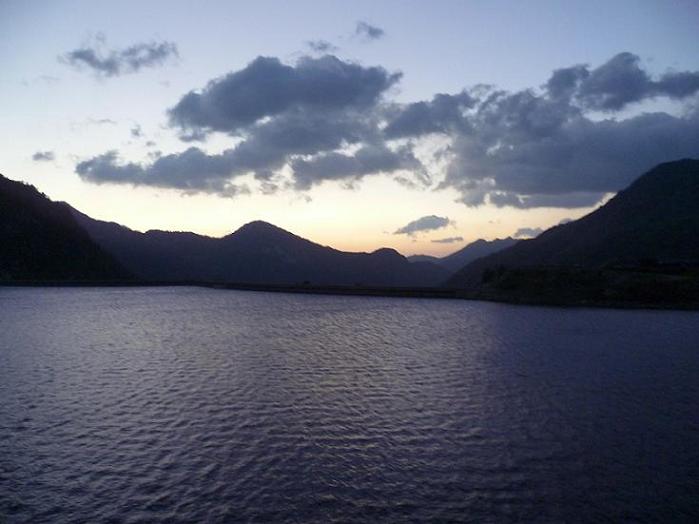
[0,174,130,281]
[71,211,449,286]
[4,158,697,304]
[447,159,699,306]
[409,237,518,272]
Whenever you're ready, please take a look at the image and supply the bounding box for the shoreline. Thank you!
[2,280,698,311]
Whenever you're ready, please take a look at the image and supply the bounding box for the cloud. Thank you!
[61,37,178,77]
[75,149,248,197]
[32,151,55,162]
[78,54,408,196]
[76,51,699,205]
[545,53,699,111]
[442,108,699,207]
[130,125,143,138]
[291,144,425,190]
[569,52,699,111]
[168,55,400,136]
[355,21,385,41]
[306,40,338,53]
[383,52,699,208]
[384,91,475,139]
[77,106,382,195]
[513,227,543,239]
[431,236,464,244]
[394,215,451,236]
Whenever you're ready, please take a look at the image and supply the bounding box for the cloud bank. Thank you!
[387,52,699,207]
[76,52,699,207]
[79,55,411,192]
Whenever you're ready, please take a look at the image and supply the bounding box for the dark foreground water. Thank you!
[1,287,698,523]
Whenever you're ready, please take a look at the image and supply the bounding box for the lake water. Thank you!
[1,287,698,523]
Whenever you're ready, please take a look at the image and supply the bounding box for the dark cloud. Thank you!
[383,52,699,208]
[394,215,451,236]
[384,91,475,139]
[431,236,464,244]
[168,55,400,136]
[546,65,589,100]
[75,149,248,197]
[355,21,385,41]
[231,109,373,171]
[513,227,543,239]
[62,38,178,77]
[76,51,699,205]
[291,144,425,190]
[32,151,55,162]
[574,53,649,110]
[442,109,699,207]
[76,54,404,196]
[130,125,143,138]
[547,52,699,111]
[76,106,377,193]
[306,40,338,53]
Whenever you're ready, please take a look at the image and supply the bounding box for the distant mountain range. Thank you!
[408,237,518,272]
[0,175,130,281]
[70,210,449,286]
[2,158,698,307]
[0,173,451,287]
[447,159,699,306]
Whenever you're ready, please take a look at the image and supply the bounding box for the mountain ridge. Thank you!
[0,174,131,281]
[446,158,699,306]
[409,237,519,272]
[3,158,698,308]
[70,208,449,287]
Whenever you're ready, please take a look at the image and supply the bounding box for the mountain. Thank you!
[409,238,518,273]
[441,238,518,272]
[72,211,449,287]
[407,254,441,264]
[0,174,130,281]
[447,159,699,306]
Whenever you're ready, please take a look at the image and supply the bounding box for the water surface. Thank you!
[1,287,698,522]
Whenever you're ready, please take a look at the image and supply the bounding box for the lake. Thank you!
[1,287,698,522]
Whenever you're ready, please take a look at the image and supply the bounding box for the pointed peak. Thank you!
[234,220,287,234]
[225,220,304,243]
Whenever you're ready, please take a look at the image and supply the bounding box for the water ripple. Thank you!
[1,287,698,522]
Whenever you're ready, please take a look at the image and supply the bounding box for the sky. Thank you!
[2,0,698,256]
